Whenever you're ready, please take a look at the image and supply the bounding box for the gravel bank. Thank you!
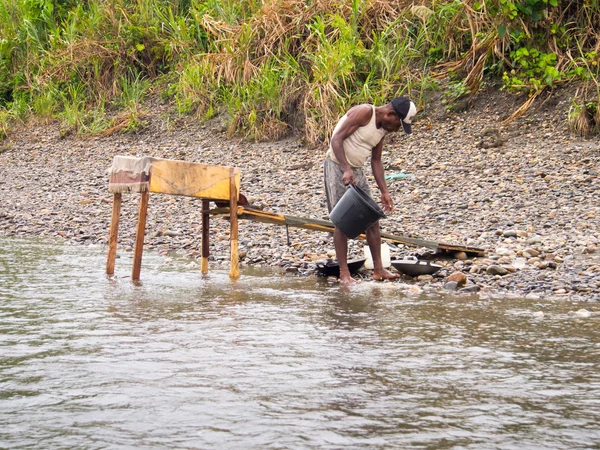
[1,89,599,301]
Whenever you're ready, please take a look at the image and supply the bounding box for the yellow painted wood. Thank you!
[209,206,486,257]
[229,168,240,280]
[149,159,241,201]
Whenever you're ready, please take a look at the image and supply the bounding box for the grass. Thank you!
[0,0,599,142]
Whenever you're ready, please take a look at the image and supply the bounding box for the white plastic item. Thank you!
[363,243,391,269]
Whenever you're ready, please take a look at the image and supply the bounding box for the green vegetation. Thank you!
[1,0,599,143]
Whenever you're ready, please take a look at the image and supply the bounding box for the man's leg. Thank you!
[366,221,400,281]
[334,227,357,284]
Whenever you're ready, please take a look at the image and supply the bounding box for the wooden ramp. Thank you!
[210,206,486,257]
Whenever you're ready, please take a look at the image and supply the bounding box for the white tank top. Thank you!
[326,105,387,168]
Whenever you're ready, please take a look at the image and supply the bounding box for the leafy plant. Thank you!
[59,83,88,134]
[502,48,562,92]
[1,0,600,140]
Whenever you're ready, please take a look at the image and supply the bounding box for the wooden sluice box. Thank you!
[106,156,242,280]
[106,155,485,281]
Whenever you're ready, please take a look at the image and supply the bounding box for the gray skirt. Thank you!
[323,157,372,213]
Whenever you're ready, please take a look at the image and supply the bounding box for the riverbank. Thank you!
[1,88,599,300]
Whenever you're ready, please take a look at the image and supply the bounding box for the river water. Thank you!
[1,237,599,449]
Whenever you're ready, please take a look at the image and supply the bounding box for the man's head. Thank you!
[387,97,417,134]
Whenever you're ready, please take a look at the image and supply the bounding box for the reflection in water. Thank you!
[1,237,599,449]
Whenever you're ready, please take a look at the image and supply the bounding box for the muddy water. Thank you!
[1,237,599,449]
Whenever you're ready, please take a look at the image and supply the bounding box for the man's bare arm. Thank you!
[371,138,394,213]
[330,105,372,185]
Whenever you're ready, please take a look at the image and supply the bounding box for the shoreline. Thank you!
[1,90,599,301]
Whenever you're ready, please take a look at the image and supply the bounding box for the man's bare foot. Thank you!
[373,269,401,281]
[339,272,359,285]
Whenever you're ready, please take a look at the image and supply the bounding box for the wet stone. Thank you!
[444,281,459,291]
[459,285,481,293]
[1,96,599,299]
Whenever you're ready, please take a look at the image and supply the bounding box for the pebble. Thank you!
[487,265,509,276]
[454,251,468,260]
[444,281,458,291]
[574,308,592,318]
[459,285,481,293]
[448,272,468,286]
[1,94,599,301]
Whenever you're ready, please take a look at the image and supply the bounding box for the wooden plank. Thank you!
[106,193,122,275]
[230,207,438,248]
[380,231,439,250]
[149,159,241,201]
[209,206,485,257]
[201,199,209,274]
[434,242,486,256]
[229,169,239,279]
[132,191,149,281]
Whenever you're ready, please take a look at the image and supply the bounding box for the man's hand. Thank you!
[342,168,355,185]
[381,191,394,214]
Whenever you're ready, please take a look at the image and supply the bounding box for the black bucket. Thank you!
[329,184,385,239]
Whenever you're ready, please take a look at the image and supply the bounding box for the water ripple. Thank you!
[1,237,599,449]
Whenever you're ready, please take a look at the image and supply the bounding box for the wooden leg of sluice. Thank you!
[229,172,239,279]
[106,193,122,275]
[132,191,149,281]
[201,199,210,274]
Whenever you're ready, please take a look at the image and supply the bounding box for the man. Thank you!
[324,96,417,284]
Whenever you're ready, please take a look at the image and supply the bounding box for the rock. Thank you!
[448,272,468,286]
[406,285,423,296]
[487,265,509,276]
[444,281,458,291]
[459,285,481,293]
[454,251,468,260]
[2,91,600,301]
[574,309,591,318]
[513,258,527,269]
[453,261,465,269]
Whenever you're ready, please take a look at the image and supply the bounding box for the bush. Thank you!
[1,0,599,141]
